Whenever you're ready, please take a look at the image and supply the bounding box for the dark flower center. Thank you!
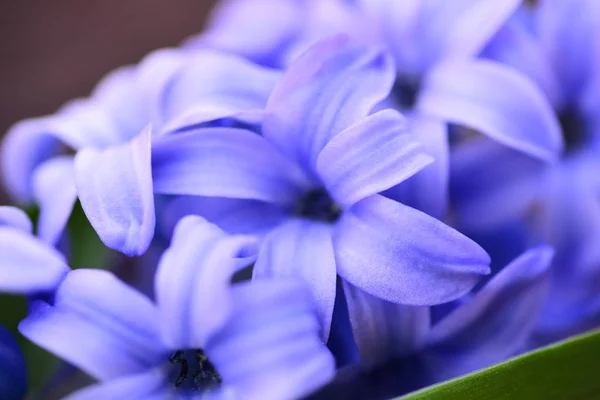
[559,108,587,153]
[169,349,222,392]
[393,77,421,110]
[295,188,341,223]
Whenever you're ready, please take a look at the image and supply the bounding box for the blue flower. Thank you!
[454,0,600,345]
[75,37,492,351]
[19,216,334,399]
[0,325,27,400]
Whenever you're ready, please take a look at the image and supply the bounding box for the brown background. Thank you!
[0,0,218,201]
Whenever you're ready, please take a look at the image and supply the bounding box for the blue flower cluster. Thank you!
[1,0,599,398]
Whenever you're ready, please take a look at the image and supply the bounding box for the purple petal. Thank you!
[0,326,27,400]
[159,49,280,132]
[32,157,77,246]
[426,246,553,380]
[263,35,395,171]
[383,114,449,219]
[342,279,429,367]
[75,126,155,256]
[0,227,69,294]
[155,216,258,349]
[207,280,335,400]
[152,128,312,205]
[418,59,563,162]
[160,196,286,239]
[334,195,490,305]
[317,109,433,207]
[537,0,600,105]
[253,219,337,340]
[450,137,545,231]
[19,270,163,380]
[64,369,167,400]
[0,206,32,233]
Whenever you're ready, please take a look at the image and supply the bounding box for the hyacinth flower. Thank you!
[197,0,563,219]
[19,216,335,399]
[451,0,600,345]
[0,45,278,250]
[0,325,27,400]
[74,37,492,354]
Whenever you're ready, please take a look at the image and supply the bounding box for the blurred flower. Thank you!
[0,325,27,400]
[455,0,600,345]
[19,216,334,399]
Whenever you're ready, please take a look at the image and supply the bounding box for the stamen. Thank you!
[295,188,341,223]
[559,108,587,153]
[393,77,421,110]
[168,349,222,391]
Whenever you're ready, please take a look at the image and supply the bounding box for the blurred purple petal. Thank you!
[156,216,258,349]
[64,369,167,400]
[317,109,433,207]
[0,326,27,400]
[0,227,68,294]
[0,206,32,233]
[19,270,164,380]
[152,128,312,205]
[342,279,429,367]
[32,156,77,246]
[418,59,563,162]
[426,246,553,380]
[75,126,155,256]
[334,195,490,305]
[208,280,335,400]
[254,219,337,340]
[263,35,395,171]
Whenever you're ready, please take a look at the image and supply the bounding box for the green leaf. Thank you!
[399,329,600,400]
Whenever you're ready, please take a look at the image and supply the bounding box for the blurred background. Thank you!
[0,0,218,202]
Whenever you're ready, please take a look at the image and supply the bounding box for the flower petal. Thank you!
[75,125,155,256]
[32,156,77,246]
[155,216,258,349]
[159,50,280,132]
[208,280,335,400]
[19,270,163,380]
[342,279,430,367]
[425,246,553,381]
[418,59,563,162]
[152,128,312,206]
[263,35,395,171]
[0,326,27,400]
[334,195,490,305]
[0,206,32,233]
[64,369,167,400]
[317,109,433,208]
[253,219,337,340]
[383,114,449,219]
[0,227,69,294]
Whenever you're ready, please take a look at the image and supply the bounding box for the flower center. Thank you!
[559,108,587,153]
[169,349,222,392]
[295,188,341,223]
[393,77,421,110]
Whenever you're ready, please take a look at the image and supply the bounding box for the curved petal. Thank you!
[159,50,280,132]
[155,216,259,350]
[342,279,430,367]
[263,35,396,171]
[32,156,77,246]
[75,125,155,256]
[334,195,490,305]
[537,0,600,104]
[64,369,167,400]
[253,219,337,340]
[0,206,32,233]
[383,114,449,219]
[160,196,286,239]
[0,227,69,294]
[0,326,27,400]
[317,109,433,208]
[152,128,312,206]
[208,280,335,400]
[19,270,163,381]
[426,246,553,381]
[418,59,563,162]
